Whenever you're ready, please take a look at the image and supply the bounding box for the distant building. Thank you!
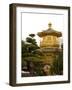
[37,23,63,75]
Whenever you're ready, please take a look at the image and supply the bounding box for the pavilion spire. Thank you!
[48,22,52,29]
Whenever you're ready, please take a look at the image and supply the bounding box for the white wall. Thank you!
[0,0,72,90]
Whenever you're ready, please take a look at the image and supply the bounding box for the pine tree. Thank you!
[22,34,43,76]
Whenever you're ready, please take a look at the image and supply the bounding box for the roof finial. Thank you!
[48,22,52,28]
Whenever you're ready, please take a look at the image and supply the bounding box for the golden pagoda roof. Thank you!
[37,23,62,37]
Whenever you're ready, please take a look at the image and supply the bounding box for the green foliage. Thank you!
[22,33,44,76]
[26,34,37,46]
[29,34,35,38]
[34,62,44,76]
[51,52,63,75]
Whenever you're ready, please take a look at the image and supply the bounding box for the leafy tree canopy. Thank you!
[29,34,35,38]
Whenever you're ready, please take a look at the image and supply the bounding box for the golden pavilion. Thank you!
[37,23,62,75]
